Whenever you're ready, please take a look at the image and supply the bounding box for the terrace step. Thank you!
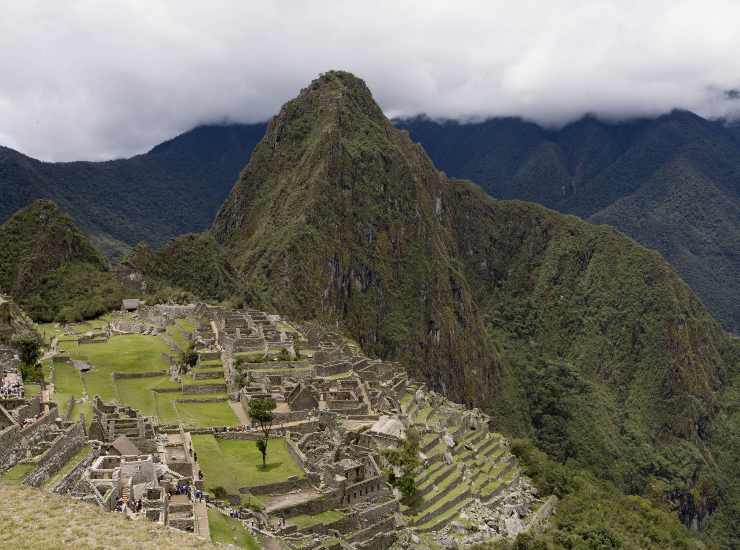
[413,495,473,533]
[411,483,471,527]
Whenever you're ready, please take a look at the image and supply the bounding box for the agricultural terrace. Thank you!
[47,321,237,428]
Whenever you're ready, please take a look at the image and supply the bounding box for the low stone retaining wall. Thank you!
[285,437,307,470]
[283,420,321,434]
[413,487,471,527]
[272,410,311,423]
[297,514,357,536]
[198,351,221,362]
[347,515,395,544]
[182,383,226,393]
[112,370,169,379]
[242,477,311,496]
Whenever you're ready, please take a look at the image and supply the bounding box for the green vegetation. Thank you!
[0,200,122,322]
[12,332,43,384]
[475,439,708,550]
[178,343,198,373]
[289,510,344,529]
[0,123,266,258]
[383,427,420,499]
[191,435,303,498]
[125,233,242,302]
[0,463,35,484]
[399,111,740,334]
[207,509,260,549]
[206,72,739,545]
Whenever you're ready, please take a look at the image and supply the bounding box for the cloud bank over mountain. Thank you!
[2,0,740,160]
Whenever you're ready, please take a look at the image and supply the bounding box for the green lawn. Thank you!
[288,510,344,529]
[24,384,41,398]
[114,376,181,417]
[176,401,239,427]
[191,435,304,496]
[207,509,260,549]
[52,363,86,421]
[166,320,194,352]
[0,463,35,484]
[66,334,170,407]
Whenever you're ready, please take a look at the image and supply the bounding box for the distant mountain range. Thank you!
[397,112,740,333]
[1,104,738,334]
[0,123,266,257]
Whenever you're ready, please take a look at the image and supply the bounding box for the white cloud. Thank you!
[1,0,740,160]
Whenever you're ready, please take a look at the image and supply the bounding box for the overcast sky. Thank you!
[2,1,740,161]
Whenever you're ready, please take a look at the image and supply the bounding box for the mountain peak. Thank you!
[277,70,386,127]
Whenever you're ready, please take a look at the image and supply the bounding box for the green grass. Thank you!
[176,401,239,427]
[207,509,260,549]
[42,445,91,489]
[23,384,41,398]
[0,463,35,483]
[114,376,181,418]
[166,321,193,352]
[199,359,223,367]
[66,334,170,406]
[191,435,304,496]
[288,510,344,529]
[52,363,85,421]
[415,406,433,424]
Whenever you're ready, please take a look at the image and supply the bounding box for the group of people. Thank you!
[0,376,24,399]
[169,483,205,503]
[114,497,143,513]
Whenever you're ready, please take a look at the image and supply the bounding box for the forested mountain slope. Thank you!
[398,113,740,333]
[0,123,265,257]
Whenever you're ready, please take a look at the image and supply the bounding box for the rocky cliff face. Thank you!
[212,71,737,531]
[0,295,36,345]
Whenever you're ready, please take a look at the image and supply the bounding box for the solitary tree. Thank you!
[382,427,421,500]
[248,398,276,467]
[179,344,199,375]
[12,332,43,386]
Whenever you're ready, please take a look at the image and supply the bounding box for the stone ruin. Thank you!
[0,304,555,549]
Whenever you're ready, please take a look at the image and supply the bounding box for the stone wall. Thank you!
[241,476,311,496]
[0,410,57,471]
[25,422,86,487]
[342,476,385,506]
[273,410,311,424]
[285,436,307,470]
[112,370,169,379]
[53,444,103,494]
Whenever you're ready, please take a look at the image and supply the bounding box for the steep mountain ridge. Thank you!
[0,199,121,322]
[213,72,495,404]
[210,72,737,539]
